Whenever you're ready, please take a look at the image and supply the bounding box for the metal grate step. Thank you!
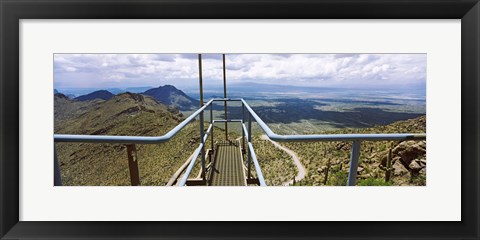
[210,140,246,186]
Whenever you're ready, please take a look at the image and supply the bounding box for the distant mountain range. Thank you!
[57,85,199,111]
[54,86,154,97]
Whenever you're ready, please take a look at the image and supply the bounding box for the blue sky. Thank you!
[54,53,426,89]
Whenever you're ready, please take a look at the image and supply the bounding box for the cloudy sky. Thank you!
[54,53,426,89]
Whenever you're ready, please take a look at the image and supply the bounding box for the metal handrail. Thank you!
[240,99,426,142]
[177,124,212,186]
[54,99,215,144]
[55,98,425,143]
[248,142,266,186]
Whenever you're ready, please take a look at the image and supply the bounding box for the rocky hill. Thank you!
[54,92,202,186]
[54,93,104,122]
[75,90,115,101]
[143,85,199,111]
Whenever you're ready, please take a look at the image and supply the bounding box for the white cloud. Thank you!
[54,53,426,89]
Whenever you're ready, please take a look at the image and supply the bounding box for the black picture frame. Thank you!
[1,0,479,239]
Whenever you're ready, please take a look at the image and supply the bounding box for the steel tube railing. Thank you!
[55,98,424,144]
[178,124,213,186]
[210,103,214,152]
[212,98,242,102]
[242,124,249,143]
[347,140,361,185]
[248,142,266,186]
[54,99,214,144]
[212,119,243,123]
[240,99,426,142]
[178,143,205,186]
[199,109,206,180]
[241,102,246,153]
[54,145,62,186]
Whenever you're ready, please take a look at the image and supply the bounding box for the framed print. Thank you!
[1,0,479,239]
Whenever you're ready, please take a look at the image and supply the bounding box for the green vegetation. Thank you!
[251,136,297,186]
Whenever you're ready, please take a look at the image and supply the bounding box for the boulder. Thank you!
[419,159,427,167]
[392,140,426,170]
[409,160,423,171]
[393,161,408,176]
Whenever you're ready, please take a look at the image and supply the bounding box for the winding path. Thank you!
[260,135,306,186]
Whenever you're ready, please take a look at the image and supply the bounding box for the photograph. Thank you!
[54,53,427,187]
[2,0,478,238]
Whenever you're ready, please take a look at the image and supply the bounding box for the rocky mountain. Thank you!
[75,90,115,101]
[142,85,199,111]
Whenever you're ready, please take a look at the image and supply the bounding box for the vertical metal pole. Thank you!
[198,54,206,181]
[242,101,245,122]
[199,113,206,180]
[247,113,252,179]
[347,140,361,186]
[198,54,204,105]
[222,54,228,140]
[54,144,62,186]
[126,144,140,186]
[241,102,245,154]
[210,103,214,152]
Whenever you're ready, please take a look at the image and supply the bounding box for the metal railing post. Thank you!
[210,103,214,153]
[241,102,245,154]
[200,111,206,181]
[247,113,252,179]
[242,101,245,122]
[126,144,140,186]
[54,144,62,186]
[198,54,206,182]
[222,54,228,141]
[347,140,361,186]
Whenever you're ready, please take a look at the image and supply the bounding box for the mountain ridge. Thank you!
[142,85,199,111]
[67,85,199,111]
[75,90,115,101]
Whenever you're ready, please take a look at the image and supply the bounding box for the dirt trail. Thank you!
[260,135,306,186]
